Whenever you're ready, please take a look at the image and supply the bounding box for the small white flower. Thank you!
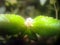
[25,17,33,27]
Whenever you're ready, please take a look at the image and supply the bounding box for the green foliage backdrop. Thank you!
[0,0,60,19]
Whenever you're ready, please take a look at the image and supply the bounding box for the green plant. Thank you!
[0,14,26,35]
[33,16,60,37]
[0,14,60,45]
[0,14,60,37]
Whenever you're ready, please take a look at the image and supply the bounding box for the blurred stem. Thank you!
[54,2,58,19]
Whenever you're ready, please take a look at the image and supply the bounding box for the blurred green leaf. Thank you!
[50,0,56,5]
[5,0,17,5]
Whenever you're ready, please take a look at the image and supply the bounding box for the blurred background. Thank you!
[0,0,60,19]
[0,0,60,45]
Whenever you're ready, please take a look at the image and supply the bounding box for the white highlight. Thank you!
[40,0,47,6]
[25,17,33,27]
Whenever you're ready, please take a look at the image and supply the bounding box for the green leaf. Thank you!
[50,0,56,5]
[0,14,26,35]
[5,0,17,5]
[33,15,60,37]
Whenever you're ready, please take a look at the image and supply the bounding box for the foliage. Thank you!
[0,0,60,45]
[0,0,60,19]
[0,14,25,35]
[0,14,59,45]
[33,16,60,37]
